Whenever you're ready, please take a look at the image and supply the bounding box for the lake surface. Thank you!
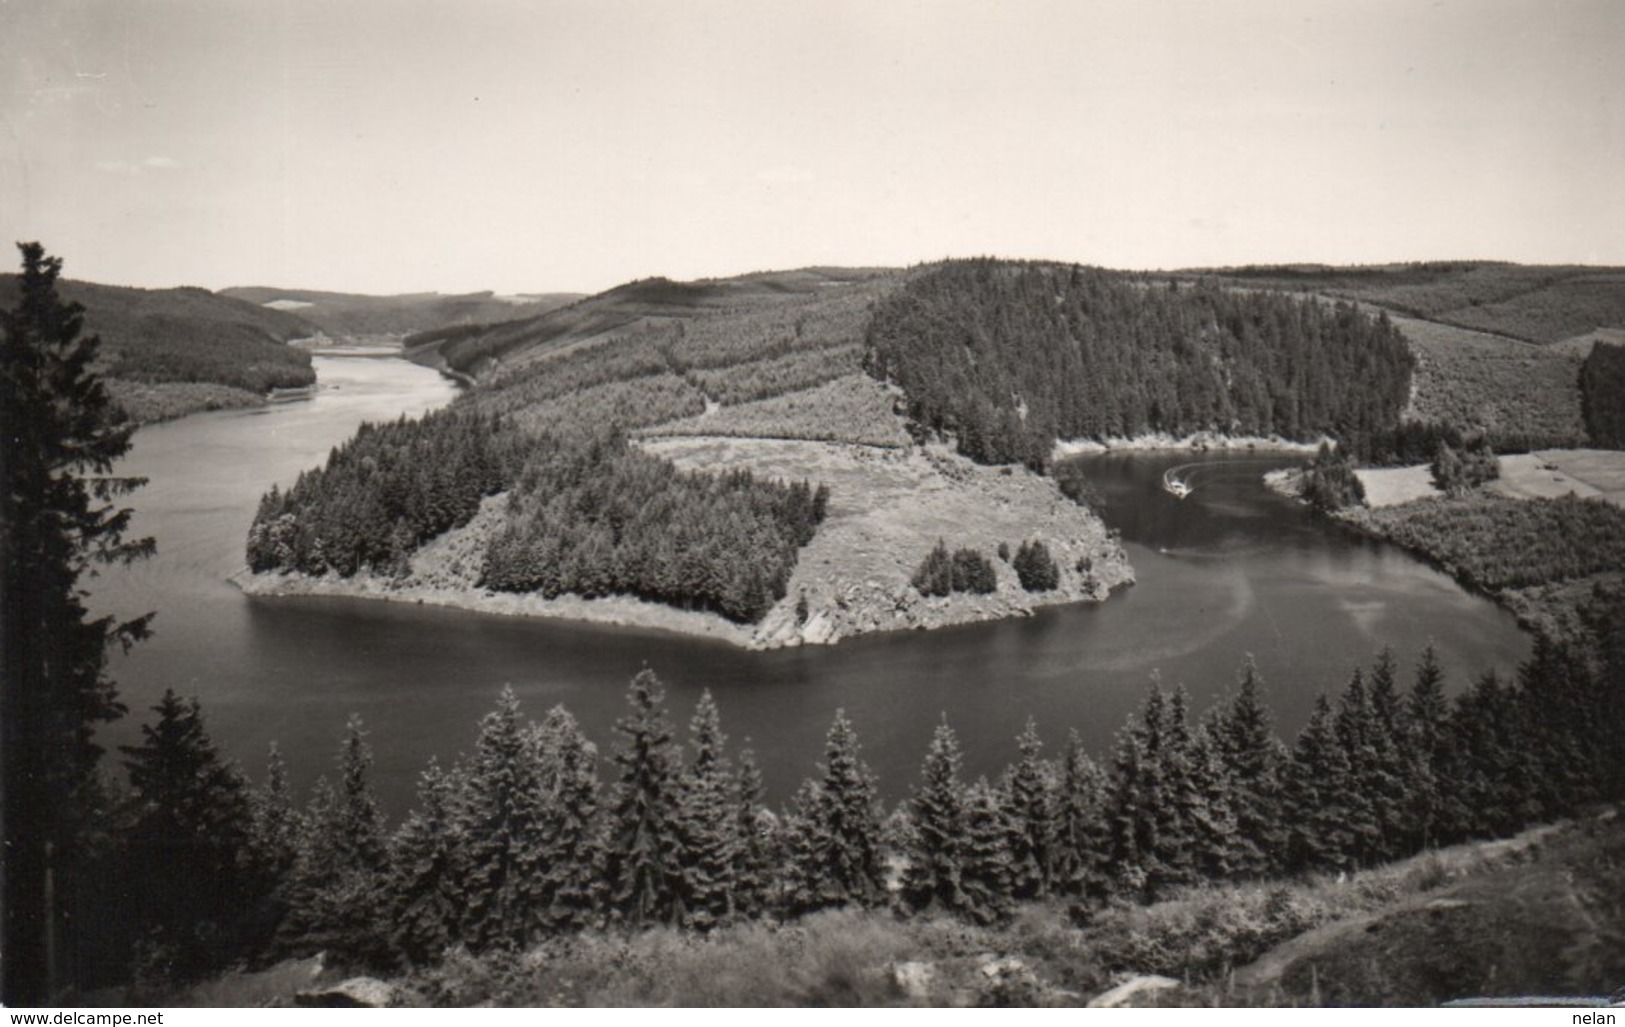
[92,357,1532,815]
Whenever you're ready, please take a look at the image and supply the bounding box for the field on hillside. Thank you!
[641,374,910,448]
[1203,263,1625,347]
[1391,316,1586,447]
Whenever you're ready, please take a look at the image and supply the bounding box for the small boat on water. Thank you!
[1163,470,1191,499]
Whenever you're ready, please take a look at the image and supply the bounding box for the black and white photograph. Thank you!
[3,0,1623,1011]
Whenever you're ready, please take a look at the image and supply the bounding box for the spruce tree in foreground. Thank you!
[389,759,468,965]
[459,688,550,950]
[1054,729,1111,900]
[1002,719,1057,898]
[785,709,886,913]
[531,706,602,932]
[604,670,685,926]
[957,778,1016,925]
[677,691,742,930]
[2,242,155,1004]
[1208,657,1286,876]
[903,720,967,912]
[120,691,256,978]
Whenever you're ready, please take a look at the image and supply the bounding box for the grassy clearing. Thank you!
[1393,316,1586,447]
[1354,464,1441,508]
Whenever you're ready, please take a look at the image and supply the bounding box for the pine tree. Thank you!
[248,743,302,886]
[1333,669,1384,864]
[1154,686,1203,891]
[332,715,389,875]
[1363,649,1411,862]
[957,778,1015,925]
[389,758,468,965]
[903,719,966,912]
[531,705,602,932]
[1209,657,1286,875]
[604,670,685,926]
[784,709,885,913]
[1053,730,1111,900]
[2,242,156,1003]
[1002,719,1058,899]
[120,690,255,977]
[677,691,741,931]
[458,687,549,950]
[278,719,391,963]
[732,744,774,918]
[1404,644,1453,847]
[1282,694,1354,872]
[1186,724,1241,881]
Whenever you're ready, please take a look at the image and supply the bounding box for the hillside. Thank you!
[0,274,317,423]
[240,257,1625,648]
[239,263,1135,646]
[403,267,894,378]
[1188,262,1625,449]
[222,286,583,340]
[1195,261,1625,347]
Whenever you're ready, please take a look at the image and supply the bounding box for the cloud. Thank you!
[93,156,181,176]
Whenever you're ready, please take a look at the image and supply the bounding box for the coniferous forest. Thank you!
[864,260,1416,468]
[246,411,827,622]
[87,583,1624,992]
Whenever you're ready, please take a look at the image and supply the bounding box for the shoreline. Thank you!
[1052,431,1328,460]
[230,565,1134,651]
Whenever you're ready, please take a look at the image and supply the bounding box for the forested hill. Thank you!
[0,274,317,421]
[404,267,896,378]
[864,260,1415,467]
[221,286,583,340]
[1192,262,1625,348]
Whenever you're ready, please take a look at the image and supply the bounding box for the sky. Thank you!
[2,0,1622,295]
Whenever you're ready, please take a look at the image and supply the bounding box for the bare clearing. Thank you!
[1493,449,1625,507]
[640,437,1133,647]
[1354,465,1442,508]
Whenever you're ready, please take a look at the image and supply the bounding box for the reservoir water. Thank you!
[92,356,1532,814]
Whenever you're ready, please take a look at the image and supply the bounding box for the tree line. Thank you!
[864,260,1415,468]
[1582,341,1625,448]
[103,592,1624,987]
[246,414,828,624]
[481,432,827,623]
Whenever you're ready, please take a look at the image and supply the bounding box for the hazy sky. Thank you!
[2,0,1621,295]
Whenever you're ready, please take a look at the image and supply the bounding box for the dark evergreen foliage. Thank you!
[119,691,257,979]
[1301,441,1366,511]
[1281,695,1355,873]
[1362,493,1625,592]
[1012,540,1061,592]
[246,409,518,578]
[1,244,155,1004]
[604,670,686,927]
[1580,341,1625,448]
[1431,435,1499,495]
[677,692,743,931]
[84,625,1625,984]
[902,721,967,913]
[865,259,1414,467]
[783,710,886,914]
[910,539,998,596]
[482,433,827,622]
[957,778,1016,925]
